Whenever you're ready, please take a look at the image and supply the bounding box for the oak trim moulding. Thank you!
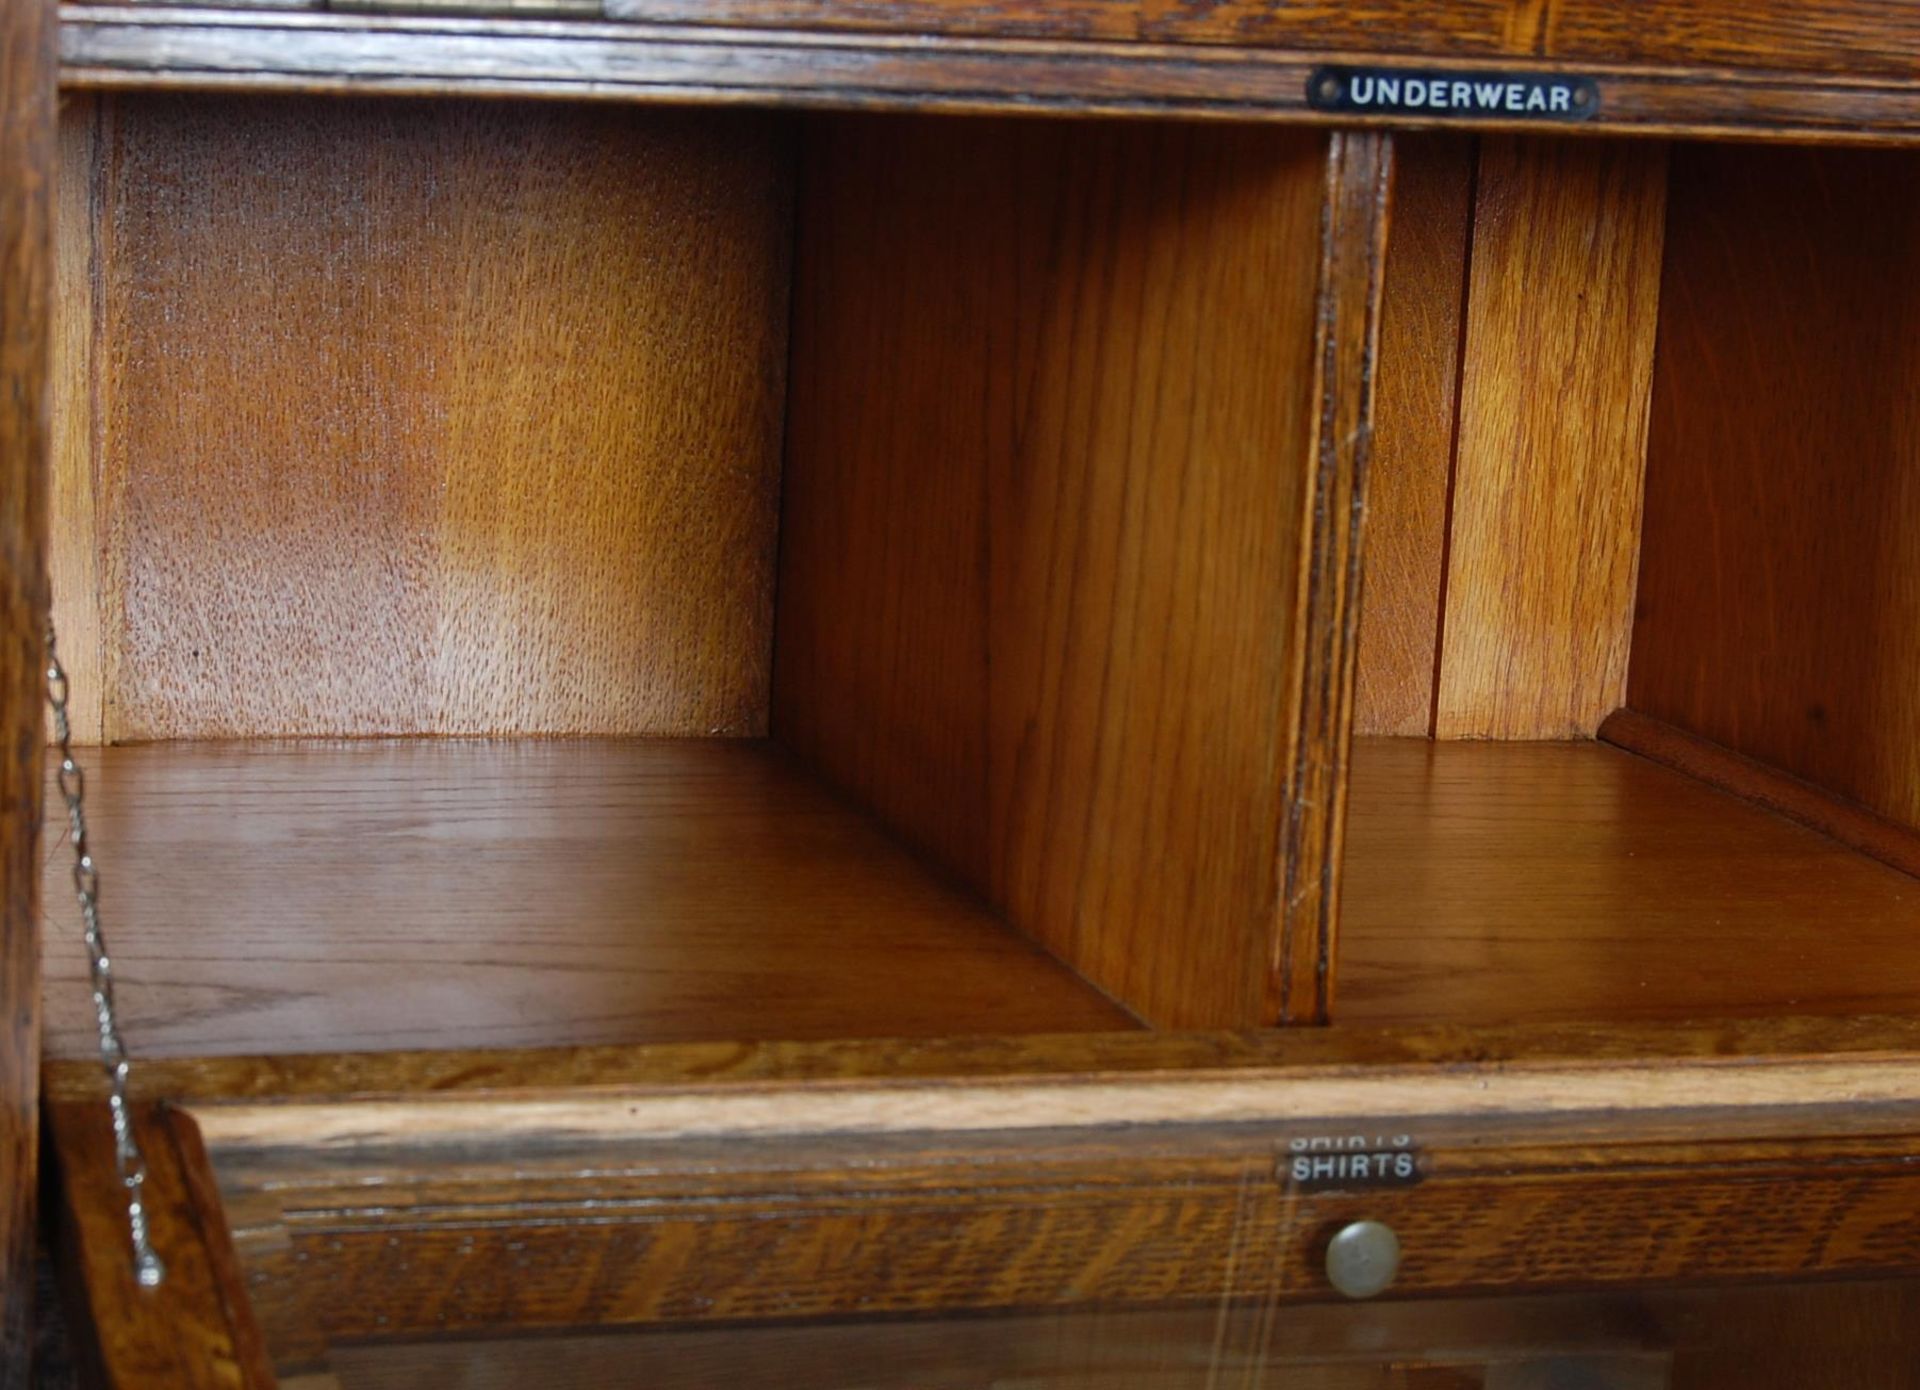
[55,8,1920,144]
[43,1014,1920,1133]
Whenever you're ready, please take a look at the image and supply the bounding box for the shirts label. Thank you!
[1281,1133,1423,1191]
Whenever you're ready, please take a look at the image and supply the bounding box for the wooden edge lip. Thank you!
[54,7,1920,144]
[44,1014,1920,1109]
[46,4,1920,88]
[1275,128,1390,1026]
[171,1056,1920,1150]
[1601,708,1920,882]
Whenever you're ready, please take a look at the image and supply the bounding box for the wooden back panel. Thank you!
[773,117,1373,1028]
[1354,135,1668,740]
[51,95,793,742]
[1629,144,1920,834]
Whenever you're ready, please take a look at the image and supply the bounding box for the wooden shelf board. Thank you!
[1341,737,1920,1027]
[41,739,1135,1059]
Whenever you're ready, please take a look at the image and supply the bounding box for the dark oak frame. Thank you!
[53,6,1920,144]
[16,0,1920,1382]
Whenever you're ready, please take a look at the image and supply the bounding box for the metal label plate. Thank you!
[1307,67,1599,122]
[1282,1133,1423,1192]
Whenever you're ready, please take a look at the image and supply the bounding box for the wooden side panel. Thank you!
[0,0,54,1374]
[1353,134,1474,738]
[774,118,1337,1028]
[1629,145,1920,833]
[56,95,791,741]
[1432,138,1666,740]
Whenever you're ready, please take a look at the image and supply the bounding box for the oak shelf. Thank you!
[41,739,1136,1060]
[44,732,1920,1065]
[1342,738,1920,1028]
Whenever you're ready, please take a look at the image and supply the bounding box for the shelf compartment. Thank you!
[1340,736,1920,1028]
[40,739,1136,1060]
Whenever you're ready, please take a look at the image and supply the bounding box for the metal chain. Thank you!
[45,623,166,1290]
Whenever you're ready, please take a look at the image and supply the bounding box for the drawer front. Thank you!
[213,1122,1920,1354]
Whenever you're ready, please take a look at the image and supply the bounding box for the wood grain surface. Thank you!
[0,0,54,1374]
[50,97,104,743]
[1629,143,1920,834]
[1339,138,1471,741]
[593,0,1920,84]
[49,1104,275,1390]
[1341,738,1920,1026]
[47,1012,1920,1113]
[54,8,1920,143]
[1353,134,1473,739]
[54,94,791,741]
[1432,138,1665,740]
[198,1110,1920,1349]
[774,117,1331,1030]
[59,0,1920,85]
[56,5,1920,144]
[39,739,1132,1059]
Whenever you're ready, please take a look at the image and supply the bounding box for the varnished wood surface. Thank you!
[59,0,1920,84]
[1353,134,1474,740]
[1431,139,1665,740]
[48,1013,1920,1114]
[55,94,790,742]
[1602,710,1920,884]
[595,0,1920,85]
[54,8,1920,143]
[39,739,1132,1059]
[1630,144,1920,835]
[0,0,55,1373]
[48,1104,275,1389]
[1341,738,1920,1026]
[1278,130,1391,1023]
[49,96,104,744]
[775,117,1330,1029]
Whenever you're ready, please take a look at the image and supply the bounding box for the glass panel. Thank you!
[297,1278,1920,1389]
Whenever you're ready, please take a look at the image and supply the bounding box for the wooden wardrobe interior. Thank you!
[41,96,1920,1062]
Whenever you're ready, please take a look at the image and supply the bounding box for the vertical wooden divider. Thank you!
[1,0,56,1374]
[1276,130,1393,1024]
[776,121,1390,1028]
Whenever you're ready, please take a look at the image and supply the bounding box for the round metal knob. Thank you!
[1325,1219,1400,1299]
